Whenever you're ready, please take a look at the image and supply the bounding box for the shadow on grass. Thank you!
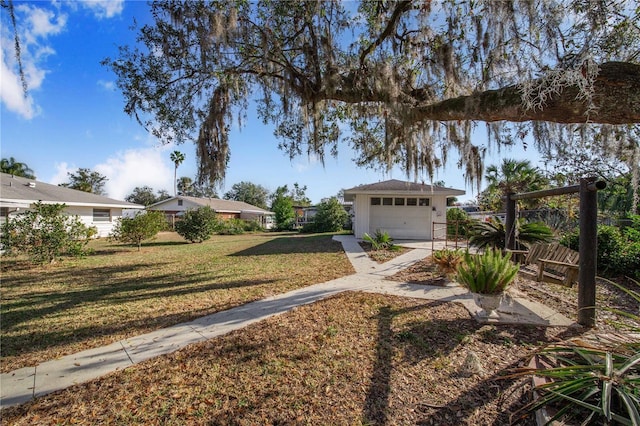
[0,260,278,358]
[230,234,343,256]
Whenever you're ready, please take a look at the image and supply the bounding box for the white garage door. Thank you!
[369,197,432,239]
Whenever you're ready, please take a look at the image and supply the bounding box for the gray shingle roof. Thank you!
[343,179,465,195]
[149,196,274,214]
[0,173,143,208]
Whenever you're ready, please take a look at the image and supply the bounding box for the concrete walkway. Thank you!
[0,235,573,409]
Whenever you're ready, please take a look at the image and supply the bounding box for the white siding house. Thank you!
[343,179,465,240]
[0,173,143,237]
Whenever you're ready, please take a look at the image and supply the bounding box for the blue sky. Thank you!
[1,1,536,204]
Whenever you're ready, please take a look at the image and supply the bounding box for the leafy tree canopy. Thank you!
[223,181,269,209]
[1,157,35,179]
[104,0,640,191]
[177,176,219,198]
[125,186,171,206]
[60,168,108,195]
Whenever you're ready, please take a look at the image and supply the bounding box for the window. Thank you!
[394,198,405,206]
[418,198,430,207]
[382,197,393,206]
[177,199,183,206]
[93,209,111,222]
[370,197,381,205]
[406,198,417,206]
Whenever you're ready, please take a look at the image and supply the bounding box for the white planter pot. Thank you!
[472,292,503,317]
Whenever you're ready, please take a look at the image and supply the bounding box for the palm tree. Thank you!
[481,159,548,211]
[1,157,35,179]
[169,151,185,196]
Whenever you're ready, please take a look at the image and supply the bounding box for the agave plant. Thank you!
[514,277,640,425]
[455,249,519,295]
[518,345,640,425]
[468,217,553,250]
[432,248,464,276]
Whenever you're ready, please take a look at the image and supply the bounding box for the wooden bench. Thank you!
[508,243,580,287]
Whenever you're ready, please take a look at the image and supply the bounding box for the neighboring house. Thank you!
[0,173,143,237]
[343,179,465,240]
[147,196,275,229]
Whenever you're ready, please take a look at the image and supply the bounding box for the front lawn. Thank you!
[0,232,353,373]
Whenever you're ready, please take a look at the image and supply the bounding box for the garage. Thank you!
[343,179,465,241]
[369,196,432,239]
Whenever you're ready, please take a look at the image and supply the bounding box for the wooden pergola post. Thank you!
[508,178,606,327]
[578,178,599,327]
[505,192,517,250]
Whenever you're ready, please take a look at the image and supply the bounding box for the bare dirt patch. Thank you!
[358,241,411,263]
[2,292,574,425]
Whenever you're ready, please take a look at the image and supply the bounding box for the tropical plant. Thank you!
[175,206,220,243]
[479,159,548,211]
[456,249,519,295]
[0,157,35,178]
[170,151,185,196]
[362,230,398,251]
[518,345,640,425]
[109,211,166,250]
[513,277,640,425]
[0,202,96,263]
[469,217,554,251]
[432,249,464,276]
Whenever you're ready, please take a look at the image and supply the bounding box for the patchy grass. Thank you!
[0,232,353,373]
[1,292,573,425]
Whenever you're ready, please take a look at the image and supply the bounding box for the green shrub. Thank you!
[310,198,348,233]
[0,202,96,264]
[242,220,264,232]
[218,218,246,235]
[175,206,220,243]
[446,208,470,238]
[300,221,319,233]
[561,224,640,278]
[456,249,519,294]
[109,210,165,250]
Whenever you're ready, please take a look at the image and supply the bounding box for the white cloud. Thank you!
[0,3,66,119]
[97,79,115,91]
[80,1,125,19]
[19,4,67,42]
[93,147,174,200]
[0,47,38,119]
[49,162,75,185]
[1,1,121,119]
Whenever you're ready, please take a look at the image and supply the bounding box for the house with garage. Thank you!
[0,173,143,237]
[343,179,465,240]
[147,196,275,229]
